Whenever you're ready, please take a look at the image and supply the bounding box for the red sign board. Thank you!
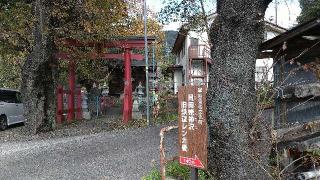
[179,155,205,169]
[178,85,208,169]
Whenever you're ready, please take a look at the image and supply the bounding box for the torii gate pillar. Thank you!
[123,48,132,123]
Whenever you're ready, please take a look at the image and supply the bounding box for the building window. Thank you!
[182,42,185,58]
[191,60,204,76]
[256,66,268,82]
[190,37,199,46]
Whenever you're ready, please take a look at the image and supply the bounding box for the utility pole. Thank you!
[143,0,150,126]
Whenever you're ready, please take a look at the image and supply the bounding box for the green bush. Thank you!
[166,161,190,179]
[142,161,214,180]
[155,113,178,124]
[142,168,161,180]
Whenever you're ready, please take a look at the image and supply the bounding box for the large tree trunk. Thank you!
[207,0,273,179]
[21,0,57,134]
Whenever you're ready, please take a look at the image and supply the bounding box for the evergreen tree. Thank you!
[298,0,320,23]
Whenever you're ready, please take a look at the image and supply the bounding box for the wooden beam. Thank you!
[273,119,320,143]
[55,52,144,61]
[257,51,273,59]
[260,18,320,51]
[101,53,144,61]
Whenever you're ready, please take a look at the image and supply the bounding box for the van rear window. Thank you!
[0,90,18,103]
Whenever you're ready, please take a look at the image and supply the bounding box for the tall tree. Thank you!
[21,0,57,134]
[297,0,320,23]
[160,0,275,178]
[159,0,215,37]
[207,0,272,179]
[0,1,33,88]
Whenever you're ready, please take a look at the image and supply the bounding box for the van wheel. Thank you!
[0,116,7,131]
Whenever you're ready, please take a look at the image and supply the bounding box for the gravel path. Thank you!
[0,116,123,142]
[0,125,178,180]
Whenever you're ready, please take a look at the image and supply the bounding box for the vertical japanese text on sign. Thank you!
[178,85,208,170]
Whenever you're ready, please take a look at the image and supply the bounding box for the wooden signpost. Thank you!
[178,85,208,178]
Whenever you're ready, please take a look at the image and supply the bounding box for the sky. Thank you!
[147,0,302,30]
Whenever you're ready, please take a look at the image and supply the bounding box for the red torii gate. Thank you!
[55,36,156,124]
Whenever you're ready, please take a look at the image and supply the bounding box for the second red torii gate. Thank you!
[55,36,156,124]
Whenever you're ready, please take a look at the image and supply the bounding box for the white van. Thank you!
[0,88,24,130]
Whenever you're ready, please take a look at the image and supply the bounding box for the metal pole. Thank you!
[152,43,155,114]
[191,168,199,180]
[143,0,150,126]
[152,44,155,92]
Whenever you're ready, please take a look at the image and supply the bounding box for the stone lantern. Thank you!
[136,81,145,103]
[132,81,145,119]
